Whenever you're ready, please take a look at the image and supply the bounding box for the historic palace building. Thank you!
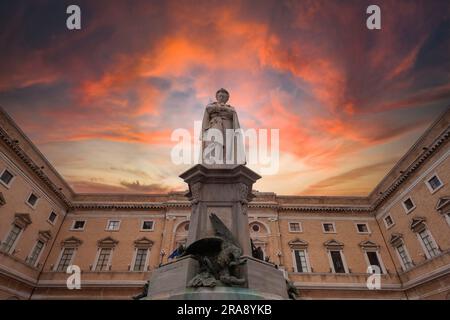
[0,106,449,300]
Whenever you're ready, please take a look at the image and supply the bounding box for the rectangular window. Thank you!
[289,222,302,232]
[95,248,112,271]
[106,220,120,231]
[56,248,74,271]
[293,249,308,272]
[141,220,154,231]
[384,215,394,228]
[322,223,335,233]
[330,250,346,273]
[402,198,415,213]
[48,212,57,224]
[418,230,440,258]
[356,223,369,233]
[1,225,22,253]
[71,220,86,230]
[396,244,413,271]
[366,251,383,274]
[426,175,443,192]
[27,193,38,207]
[27,240,45,266]
[0,169,14,186]
[133,248,148,271]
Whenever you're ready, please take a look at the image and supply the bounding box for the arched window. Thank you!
[249,221,270,261]
[172,221,190,252]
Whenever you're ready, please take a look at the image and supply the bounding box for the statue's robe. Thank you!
[200,103,245,165]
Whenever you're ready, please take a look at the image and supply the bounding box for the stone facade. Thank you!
[0,106,449,300]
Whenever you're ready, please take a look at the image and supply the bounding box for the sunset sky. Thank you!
[0,0,449,196]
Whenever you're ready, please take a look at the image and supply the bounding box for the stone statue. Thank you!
[186,213,247,287]
[132,280,150,300]
[286,279,300,300]
[251,239,264,261]
[200,88,245,165]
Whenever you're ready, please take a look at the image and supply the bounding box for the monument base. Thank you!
[145,255,289,300]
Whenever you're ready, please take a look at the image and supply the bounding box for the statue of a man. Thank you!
[200,89,245,165]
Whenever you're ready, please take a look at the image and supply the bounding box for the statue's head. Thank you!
[215,88,229,105]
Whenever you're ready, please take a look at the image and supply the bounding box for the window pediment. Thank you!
[436,196,450,212]
[61,236,83,248]
[252,238,267,246]
[410,217,427,233]
[97,236,119,248]
[38,230,52,243]
[359,240,379,249]
[389,233,403,247]
[134,237,154,249]
[14,213,32,229]
[288,238,308,249]
[0,192,5,206]
[323,239,344,249]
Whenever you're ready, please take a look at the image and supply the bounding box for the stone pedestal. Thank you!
[145,164,289,300]
[145,255,288,300]
[180,164,261,256]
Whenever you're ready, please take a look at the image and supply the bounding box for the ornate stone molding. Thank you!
[0,192,5,206]
[61,236,83,248]
[279,205,373,212]
[436,196,450,214]
[323,239,344,249]
[372,126,450,210]
[359,240,380,250]
[38,230,52,243]
[238,183,249,202]
[288,238,308,249]
[71,203,166,210]
[190,182,202,205]
[97,237,119,248]
[13,213,32,229]
[389,233,404,247]
[0,126,72,208]
[410,217,427,233]
[134,237,154,249]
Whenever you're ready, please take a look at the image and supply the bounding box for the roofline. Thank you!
[0,105,75,196]
[368,104,450,199]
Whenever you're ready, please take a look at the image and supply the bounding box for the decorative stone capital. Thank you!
[190,182,202,205]
[238,183,249,203]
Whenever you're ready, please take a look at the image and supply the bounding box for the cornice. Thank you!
[70,202,166,210]
[0,126,72,208]
[371,126,450,210]
[279,205,372,212]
